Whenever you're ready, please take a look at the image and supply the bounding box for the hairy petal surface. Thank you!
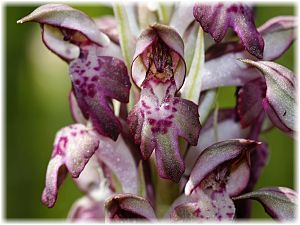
[70,44,131,140]
[41,124,100,207]
[233,187,297,220]
[193,3,264,58]
[241,60,296,134]
[105,194,156,220]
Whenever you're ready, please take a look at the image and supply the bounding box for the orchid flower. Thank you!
[18,1,296,221]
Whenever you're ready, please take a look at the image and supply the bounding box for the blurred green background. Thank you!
[5,3,295,220]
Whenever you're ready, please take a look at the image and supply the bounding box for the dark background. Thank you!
[5,3,295,220]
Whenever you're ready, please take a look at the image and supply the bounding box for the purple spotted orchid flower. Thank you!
[18,1,296,222]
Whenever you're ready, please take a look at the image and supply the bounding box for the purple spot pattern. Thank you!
[128,76,200,182]
[173,171,235,221]
[42,124,100,208]
[69,44,131,140]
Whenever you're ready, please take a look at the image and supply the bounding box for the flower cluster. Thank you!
[18,2,297,221]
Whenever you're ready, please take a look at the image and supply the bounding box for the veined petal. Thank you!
[41,124,100,207]
[184,109,250,179]
[237,78,266,128]
[201,16,296,91]
[17,3,109,47]
[68,195,105,221]
[240,60,296,134]
[258,16,296,60]
[185,139,260,195]
[193,3,264,58]
[233,187,297,220]
[105,194,156,220]
[70,44,131,140]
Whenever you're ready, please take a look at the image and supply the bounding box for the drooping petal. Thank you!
[41,124,100,207]
[184,109,250,180]
[233,187,297,220]
[201,16,296,91]
[128,78,200,182]
[17,4,109,47]
[185,139,260,195]
[193,3,264,58]
[258,16,296,60]
[95,134,140,195]
[68,195,105,221]
[70,44,131,140]
[240,60,296,134]
[237,78,266,128]
[105,194,156,220]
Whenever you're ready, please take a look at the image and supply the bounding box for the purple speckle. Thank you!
[141,100,150,109]
[167,115,174,119]
[173,99,179,104]
[164,105,170,110]
[91,76,99,82]
[75,79,81,85]
[226,213,234,218]
[87,83,95,90]
[148,118,156,125]
[151,127,160,133]
[88,90,96,98]
[172,107,177,112]
[85,61,91,67]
